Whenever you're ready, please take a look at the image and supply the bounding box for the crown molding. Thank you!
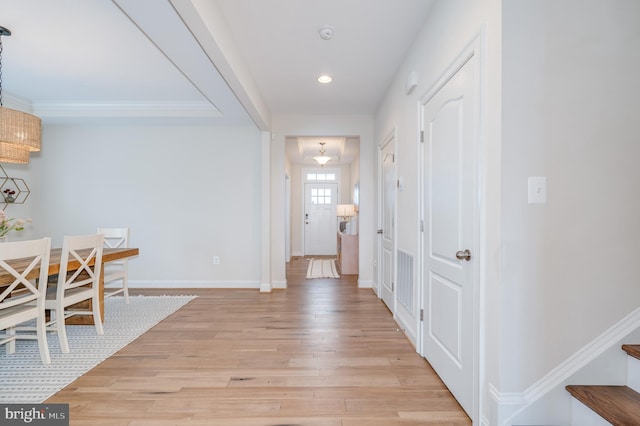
[31,100,222,119]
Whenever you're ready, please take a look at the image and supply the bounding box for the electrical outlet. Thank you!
[213,256,220,265]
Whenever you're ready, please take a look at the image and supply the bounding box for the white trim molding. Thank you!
[130,280,260,289]
[357,279,373,289]
[271,280,287,290]
[492,305,640,425]
[261,131,272,293]
[32,100,221,119]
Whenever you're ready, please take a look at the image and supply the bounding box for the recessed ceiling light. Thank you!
[317,75,332,84]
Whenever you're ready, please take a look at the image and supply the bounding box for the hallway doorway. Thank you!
[284,136,360,263]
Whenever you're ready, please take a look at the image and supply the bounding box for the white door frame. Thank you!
[418,33,484,424]
[285,173,291,262]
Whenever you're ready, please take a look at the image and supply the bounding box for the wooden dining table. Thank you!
[1,247,139,325]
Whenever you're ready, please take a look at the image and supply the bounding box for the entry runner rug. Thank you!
[0,295,196,403]
[306,258,340,279]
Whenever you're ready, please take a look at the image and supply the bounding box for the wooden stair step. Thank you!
[623,344,640,360]
[566,385,640,425]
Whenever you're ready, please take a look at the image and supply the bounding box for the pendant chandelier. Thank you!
[0,141,29,164]
[0,26,41,164]
[313,142,331,166]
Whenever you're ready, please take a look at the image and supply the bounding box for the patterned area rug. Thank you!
[306,258,340,279]
[0,295,196,403]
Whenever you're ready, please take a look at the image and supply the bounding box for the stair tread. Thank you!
[566,385,640,425]
[623,344,640,360]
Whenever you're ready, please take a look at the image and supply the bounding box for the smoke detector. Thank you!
[319,26,335,40]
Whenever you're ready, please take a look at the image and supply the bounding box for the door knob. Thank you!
[456,249,471,261]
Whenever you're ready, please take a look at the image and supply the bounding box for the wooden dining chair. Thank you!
[97,227,130,303]
[45,233,104,353]
[0,238,52,364]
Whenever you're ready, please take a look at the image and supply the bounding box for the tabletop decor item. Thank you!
[0,209,30,241]
[3,188,15,202]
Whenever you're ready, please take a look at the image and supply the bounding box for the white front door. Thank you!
[379,135,396,311]
[304,183,338,255]
[421,53,477,416]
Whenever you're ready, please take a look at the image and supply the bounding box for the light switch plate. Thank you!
[528,176,547,204]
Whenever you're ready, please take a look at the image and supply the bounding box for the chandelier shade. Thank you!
[0,141,29,164]
[0,25,42,164]
[0,106,42,152]
[313,155,331,165]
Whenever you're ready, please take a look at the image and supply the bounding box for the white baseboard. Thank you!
[260,281,271,293]
[272,280,287,290]
[130,280,260,289]
[372,281,380,297]
[358,279,373,289]
[259,280,286,292]
[394,314,418,348]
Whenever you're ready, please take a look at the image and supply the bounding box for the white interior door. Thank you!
[379,136,396,311]
[304,183,338,255]
[421,54,477,416]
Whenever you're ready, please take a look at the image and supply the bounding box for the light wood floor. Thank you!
[47,257,471,425]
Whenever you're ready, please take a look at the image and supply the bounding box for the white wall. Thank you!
[498,0,640,422]
[24,123,262,287]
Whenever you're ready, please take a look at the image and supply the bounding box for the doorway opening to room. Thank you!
[284,136,360,281]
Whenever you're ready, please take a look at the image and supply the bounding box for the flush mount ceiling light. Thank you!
[0,26,41,164]
[317,75,333,84]
[313,142,331,166]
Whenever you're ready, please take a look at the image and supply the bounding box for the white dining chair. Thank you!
[0,238,52,364]
[45,233,104,353]
[97,227,130,303]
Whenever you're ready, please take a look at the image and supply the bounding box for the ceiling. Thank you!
[0,0,434,162]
